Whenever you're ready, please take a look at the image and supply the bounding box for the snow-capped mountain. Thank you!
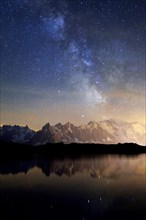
[0,125,35,143]
[29,119,146,146]
[29,123,61,145]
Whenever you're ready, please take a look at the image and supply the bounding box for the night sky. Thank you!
[1,0,145,130]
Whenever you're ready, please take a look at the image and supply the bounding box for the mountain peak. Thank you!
[65,122,72,126]
[42,123,52,130]
[107,118,128,126]
[88,121,98,126]
[1,119,145,146]
[55,123,63,128]
[0,124,35,143]
[88,121,96,124]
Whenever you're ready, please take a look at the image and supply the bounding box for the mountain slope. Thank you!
[0,125,35,143]
[29,119,146,146]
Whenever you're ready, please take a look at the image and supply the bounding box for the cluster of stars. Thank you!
[0,0,145,128]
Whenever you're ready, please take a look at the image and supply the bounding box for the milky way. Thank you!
[1,0,145,129]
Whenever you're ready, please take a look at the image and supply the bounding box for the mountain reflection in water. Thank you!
[0,154,145,220]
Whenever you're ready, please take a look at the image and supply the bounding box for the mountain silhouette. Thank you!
[1,119,145,146]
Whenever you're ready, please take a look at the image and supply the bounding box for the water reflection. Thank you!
[0,155,145,179]
[0,154,145,220]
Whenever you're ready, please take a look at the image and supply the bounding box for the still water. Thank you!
[0,154,145,220]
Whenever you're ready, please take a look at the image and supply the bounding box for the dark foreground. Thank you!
[0,141,145,159]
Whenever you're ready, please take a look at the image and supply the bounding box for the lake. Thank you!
[0,154,145,220]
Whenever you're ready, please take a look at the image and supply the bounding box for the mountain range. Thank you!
[0,119,145,146]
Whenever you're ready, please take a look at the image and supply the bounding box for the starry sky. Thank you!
[0,0,145,130]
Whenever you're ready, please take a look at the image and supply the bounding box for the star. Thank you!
[0,0,145,129]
